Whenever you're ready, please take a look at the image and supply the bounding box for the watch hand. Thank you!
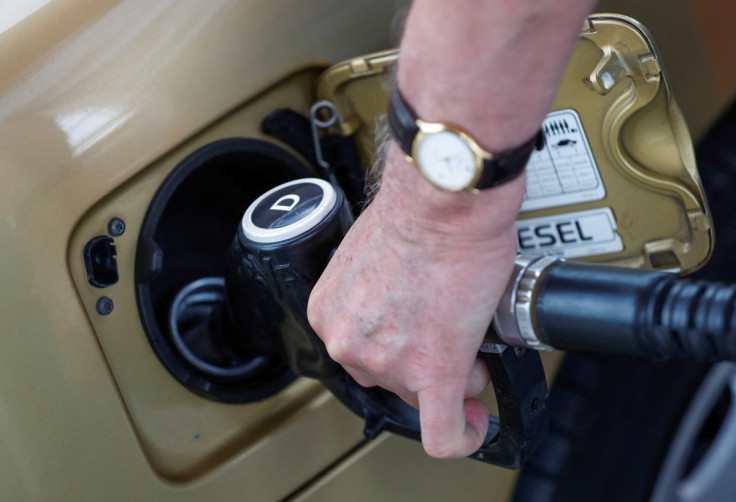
[444,152,466,173]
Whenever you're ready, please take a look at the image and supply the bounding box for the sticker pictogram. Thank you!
[522,109,606,212]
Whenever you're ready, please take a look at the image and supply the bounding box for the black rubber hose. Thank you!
[535,261,736,361]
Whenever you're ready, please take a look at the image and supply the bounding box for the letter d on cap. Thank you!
[270,195,300,212]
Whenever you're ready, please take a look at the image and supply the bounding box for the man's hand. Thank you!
[308,145,527,458]
[308,0,595,458]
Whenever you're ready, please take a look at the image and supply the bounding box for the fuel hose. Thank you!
[492,255,736,362]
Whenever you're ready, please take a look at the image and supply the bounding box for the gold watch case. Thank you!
[410,120,491,193]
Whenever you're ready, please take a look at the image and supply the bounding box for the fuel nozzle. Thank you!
[224,178,353,379]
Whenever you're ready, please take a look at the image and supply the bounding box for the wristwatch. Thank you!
[387,87,545,193]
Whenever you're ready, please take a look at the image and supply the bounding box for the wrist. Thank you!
[387,86,544,193]
[374,143,526,242]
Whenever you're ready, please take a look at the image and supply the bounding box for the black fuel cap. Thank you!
[241,178,337,244]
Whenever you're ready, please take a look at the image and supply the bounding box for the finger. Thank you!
[465,358,491,398]
[417,382,489,459]
[464,397,491,445]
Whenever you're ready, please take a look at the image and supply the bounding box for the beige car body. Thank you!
[2,1,735,500]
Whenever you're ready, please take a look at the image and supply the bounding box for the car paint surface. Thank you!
[2,0,736,500]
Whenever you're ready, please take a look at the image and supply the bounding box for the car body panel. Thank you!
[1,1,399,500]
[2,0,736,500]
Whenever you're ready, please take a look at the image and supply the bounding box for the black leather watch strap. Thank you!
[476,130,545,188]
[387,87,544,189]
[387,87,420,155]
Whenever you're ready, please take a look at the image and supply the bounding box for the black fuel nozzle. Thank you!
[223,178,353,379]
[185,178,736,467]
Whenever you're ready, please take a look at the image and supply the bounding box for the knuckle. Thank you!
[323,335,353,366]
[306,293,325,333]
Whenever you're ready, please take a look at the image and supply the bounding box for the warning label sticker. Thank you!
[521,109,605,212]
[517,207,623,259]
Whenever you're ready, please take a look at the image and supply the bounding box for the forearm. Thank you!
[399,0,597,149]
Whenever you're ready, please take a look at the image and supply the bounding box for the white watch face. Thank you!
[416,130,477,191]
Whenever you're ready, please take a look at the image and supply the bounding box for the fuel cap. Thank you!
[241,178,337,244]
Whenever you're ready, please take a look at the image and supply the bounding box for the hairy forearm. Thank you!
[376,0,597,236]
